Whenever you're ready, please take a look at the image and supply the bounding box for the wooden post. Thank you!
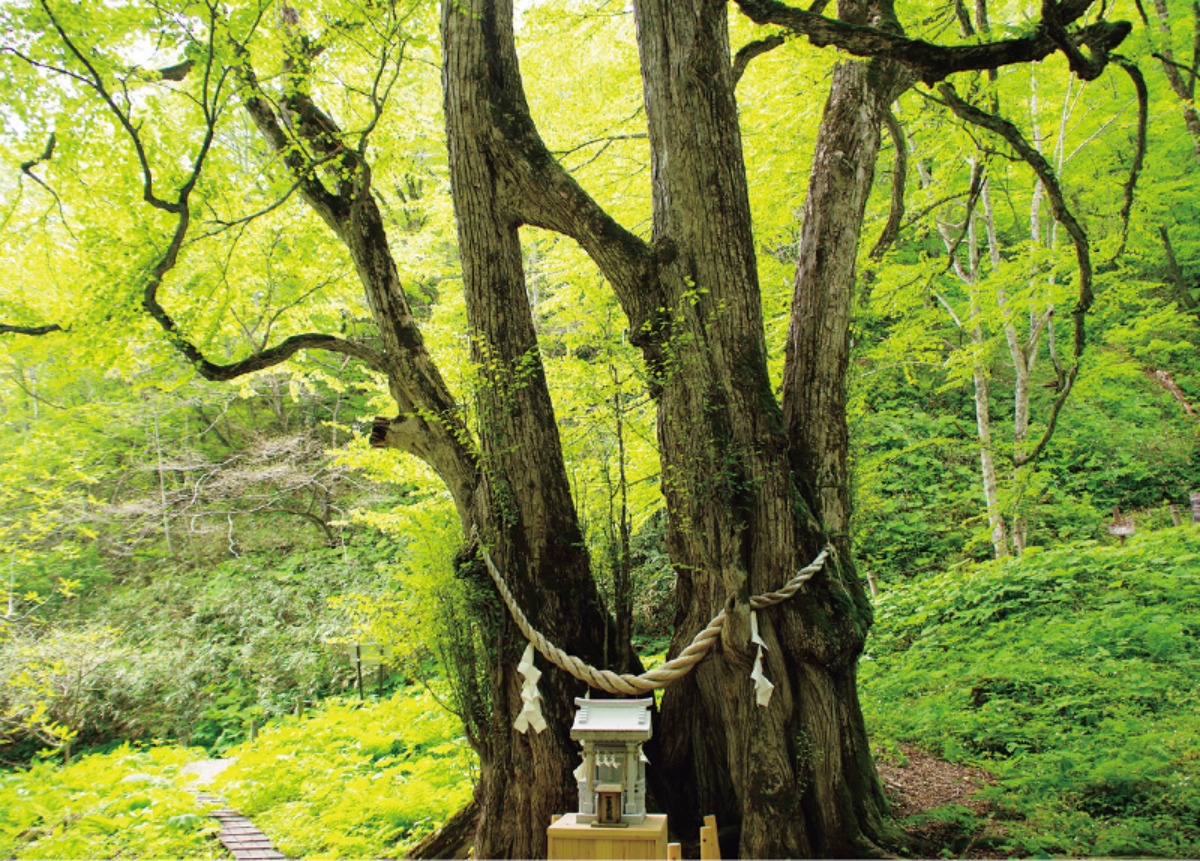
[248,718,257,742]
[667,842,682,860]
[865,570,878,597]
[1108,506,1135,545]
[1191,493,1200,524]
[700,814,720,860]
[356,644,364,700]
[1171,504,1183,527]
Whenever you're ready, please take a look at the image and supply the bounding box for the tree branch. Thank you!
[732,0,1130,83]
[18,133,56,183]
[1150,51,1200,85]
[935,84,1094,468]
[940,159,986,274]
[38,0,180,213]
[551,134,649,158]
[140,211,389,381]
[452,3,655,320]
[1039,0,1105,79]
[732,34,787,86]
[0,323,64,337]
[234,56,348,229]
[870,107,907,259]
[1113,56,1148,258]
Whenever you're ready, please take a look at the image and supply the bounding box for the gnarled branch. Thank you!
[140,210,388,382]
[733,0,1130,84]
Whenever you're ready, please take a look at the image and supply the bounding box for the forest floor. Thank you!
[878,745,1005,858]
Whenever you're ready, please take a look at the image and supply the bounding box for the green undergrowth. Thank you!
[861,527,1200,858]
[210,688,476,859]
[0,744,219,859]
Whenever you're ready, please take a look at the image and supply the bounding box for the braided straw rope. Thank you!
[478,538,832,695]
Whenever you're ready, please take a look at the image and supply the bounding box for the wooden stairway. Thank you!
[195,792,286,861]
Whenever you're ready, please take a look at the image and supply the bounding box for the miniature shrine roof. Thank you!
[570,697,654,741]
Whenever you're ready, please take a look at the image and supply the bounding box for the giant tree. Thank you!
[2,0,1132,855]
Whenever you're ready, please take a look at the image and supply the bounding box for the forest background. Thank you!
[0,0,1198,857]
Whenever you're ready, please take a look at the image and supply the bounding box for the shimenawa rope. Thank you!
[476,534,832,696]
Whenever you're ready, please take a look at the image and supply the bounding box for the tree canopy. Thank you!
[2,0,1198,857]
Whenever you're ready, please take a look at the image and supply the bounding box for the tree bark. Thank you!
[440,3,621,857]
[776,53,905,858]
[628,3,896,855]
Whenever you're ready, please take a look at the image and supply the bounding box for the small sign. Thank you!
[1191,492,1200,524]
[1107,518,1135,537]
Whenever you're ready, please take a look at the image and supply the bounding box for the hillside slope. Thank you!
[860,528,1200,857]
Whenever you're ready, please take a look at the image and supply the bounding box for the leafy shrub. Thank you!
[861,528,1200,857]
[0,744,218,859]
[211,688,476,858]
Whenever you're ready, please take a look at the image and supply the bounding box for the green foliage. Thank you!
[328,499,496,744]
[1,1,1199,855]
[0,744,219,860]
[1,540,408,759]
[211,690,475,859]
[861,528,1200,857]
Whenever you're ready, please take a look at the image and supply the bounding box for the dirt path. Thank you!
[877,744,1006,857]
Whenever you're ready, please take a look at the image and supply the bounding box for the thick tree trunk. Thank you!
[778,52,905,857]
[250,9,622,857]
[785,59,886,546]
[441,3,618,857]
[632,4,895,855]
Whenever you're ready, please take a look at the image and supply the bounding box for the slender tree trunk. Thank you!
[973,181,1014,557]
[973,360,1010,558]
[1152,0,1200,162]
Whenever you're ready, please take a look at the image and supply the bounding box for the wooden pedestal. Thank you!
[547,813,668,860]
